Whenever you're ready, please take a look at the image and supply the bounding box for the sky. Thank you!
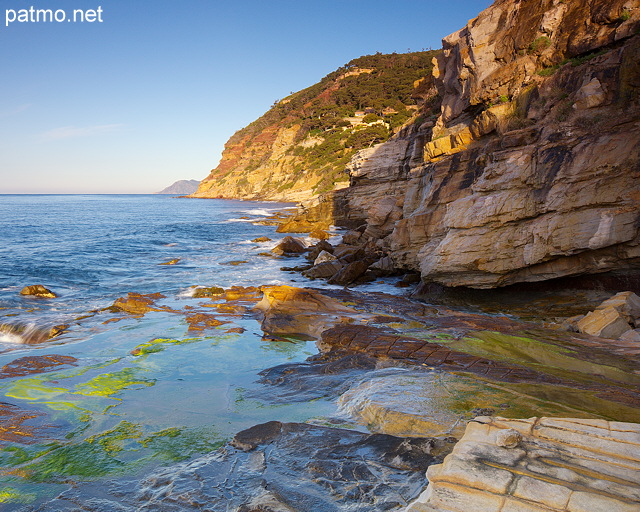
[0,0,491,194]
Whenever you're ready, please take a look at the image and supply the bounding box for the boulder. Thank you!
[576,306,632,339]
[332,244,364,263]
[596,291,640,324]
[253,285,356,338]
[309,229,330,240]
[369,256,396,274]
[20,285,57,298]
[341,229,362,245]
[271,236,307,256]
[327,260,369,286]
[313,250,337,266]
[306,240,334,262]
[251,236,272,243]
[302,260,343,279]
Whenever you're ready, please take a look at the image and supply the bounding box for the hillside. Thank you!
[156,179,200,195]
[192,51,439,201]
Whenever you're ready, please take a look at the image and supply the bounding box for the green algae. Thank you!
[73,367,154,398]
[131,337,202,357]
[0,487,36,504]
[4,421,224,483]
[450,330,640,388]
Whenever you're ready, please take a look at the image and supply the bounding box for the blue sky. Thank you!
[0,0,491,193]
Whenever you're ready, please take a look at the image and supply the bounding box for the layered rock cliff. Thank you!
[296,0,640,288]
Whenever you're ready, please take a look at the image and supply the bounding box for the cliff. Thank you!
[191,52,439,202]
[290,0,640,288]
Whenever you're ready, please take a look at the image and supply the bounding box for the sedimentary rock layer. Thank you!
[296,0,640,288]
[405,416,640,512]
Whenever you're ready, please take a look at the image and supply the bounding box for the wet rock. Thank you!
[0,402,59,444]
[327,260,369,286]
[220,260,248,266]
[271,236,307,256]
[192,286,225,298]
[302,260,343,279]
[225,327,246,334]
[253,286,357,339]
[252,236,272,243]
[405,417,640,512]
[281,264,313,272]
[314,250,337,266]
[185,312,229,332]
[225,286,261,301]
[0,323,65,344]
[20,285,57,298]
[0,354,77,379]
[38,422,444,512]
[251,353,378,404]
[110,292,171,316]
[159,258,180,265]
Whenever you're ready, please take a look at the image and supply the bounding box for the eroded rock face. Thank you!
[323,0,640,289]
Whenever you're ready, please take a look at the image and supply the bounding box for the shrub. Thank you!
[529,36,551,54]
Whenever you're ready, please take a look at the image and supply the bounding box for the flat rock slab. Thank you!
[34,422,445,512]
[405,416,640,512]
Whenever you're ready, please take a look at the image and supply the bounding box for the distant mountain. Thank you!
[156,180,201,195]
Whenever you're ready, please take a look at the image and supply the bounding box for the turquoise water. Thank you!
[0,195,342,508]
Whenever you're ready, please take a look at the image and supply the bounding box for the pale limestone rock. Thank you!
[496,428,522,449]
[573,77,607,110]
[404,417,640,512]
[577,306,632,339]
[313,250,337,266]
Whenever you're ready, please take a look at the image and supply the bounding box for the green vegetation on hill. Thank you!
[206,51,439,198]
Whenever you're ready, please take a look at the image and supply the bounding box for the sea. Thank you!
[0,194,400,509]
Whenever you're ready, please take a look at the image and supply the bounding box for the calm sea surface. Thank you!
[0,194,371,508]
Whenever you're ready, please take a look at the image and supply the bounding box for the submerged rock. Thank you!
[19,285,57,298]
[37,422,446,511]
[254,285,358,339]
[191,286,225,298]
[110,292,173,316]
